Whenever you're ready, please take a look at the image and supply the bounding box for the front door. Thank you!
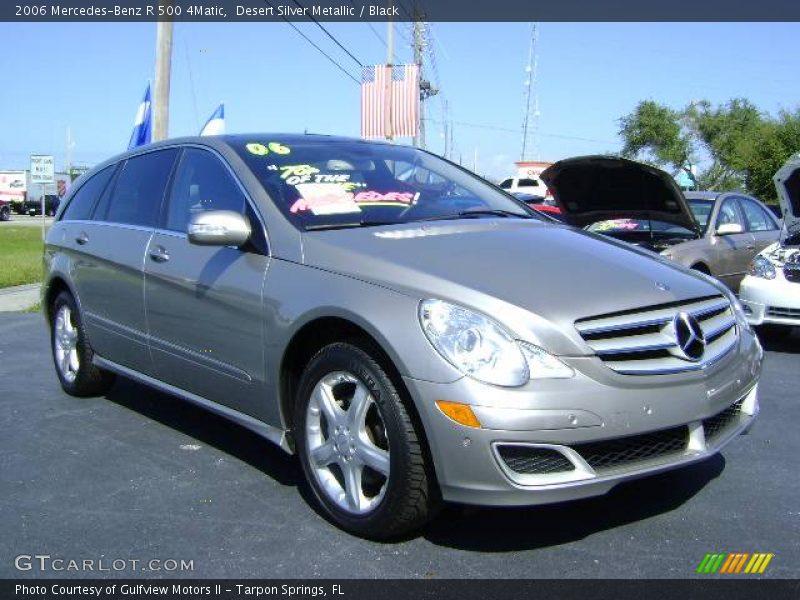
[144,148,271,419]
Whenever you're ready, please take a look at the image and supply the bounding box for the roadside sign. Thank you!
[30,155,55,184]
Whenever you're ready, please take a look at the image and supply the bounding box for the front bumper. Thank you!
[740,273,800,327]
[404,329,762,506]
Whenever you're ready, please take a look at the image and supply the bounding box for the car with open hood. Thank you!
[42,136,762,539]
[739,153,800,336]
[541,156,781,291]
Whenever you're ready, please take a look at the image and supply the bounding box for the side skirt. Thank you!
[93,355,293,454]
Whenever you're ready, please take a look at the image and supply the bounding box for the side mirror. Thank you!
[187,210,251,247]
[715,222,744,236]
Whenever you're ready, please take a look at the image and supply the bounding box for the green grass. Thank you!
[0,227,44,288]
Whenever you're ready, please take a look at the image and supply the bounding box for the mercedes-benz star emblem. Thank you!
[673,312,706,361]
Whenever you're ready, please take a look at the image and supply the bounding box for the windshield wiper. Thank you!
[414,209,533,223]
[304,220,397,231]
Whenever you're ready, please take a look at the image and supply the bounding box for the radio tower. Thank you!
[520,23,540,161]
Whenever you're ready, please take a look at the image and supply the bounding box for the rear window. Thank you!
[98,149,179,227]
[688,199,715,233]
[61,165,116,221]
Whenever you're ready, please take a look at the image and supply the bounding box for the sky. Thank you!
[1,21,798,181]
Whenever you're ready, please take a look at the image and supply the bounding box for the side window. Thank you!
[517,178,540,188]
[740,198,776,231]
[499,179,514,189]
[164,149,246,233]
[716,198,745,230]
[100,149,179,227]
[60,165,116,221]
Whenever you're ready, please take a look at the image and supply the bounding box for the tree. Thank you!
[618,99,800,202]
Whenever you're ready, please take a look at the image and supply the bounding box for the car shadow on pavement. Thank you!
[422,454,726,551]
[104,376,726,548]
[105,377,302,488]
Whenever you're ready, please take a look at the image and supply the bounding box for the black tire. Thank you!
[755,324,792,341]
[0,206,9,221]
[294,342,439,539]
[50,291,116,397]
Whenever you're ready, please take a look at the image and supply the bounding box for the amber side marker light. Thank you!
[436,400,482,428]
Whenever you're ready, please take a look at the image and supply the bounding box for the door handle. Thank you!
[148,245,170,263]
[75,233,89,245]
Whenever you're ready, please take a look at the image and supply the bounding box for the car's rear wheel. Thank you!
[50,291,115,396]
[295,342,439,539]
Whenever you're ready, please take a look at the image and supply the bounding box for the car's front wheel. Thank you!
[0,206,9,221]
[295,342,439,539]
[50,291,116,396]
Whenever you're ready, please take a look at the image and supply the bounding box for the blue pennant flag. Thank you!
[199,103,225,136]
[127,83,152,150]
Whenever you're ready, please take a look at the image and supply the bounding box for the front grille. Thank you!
[766,306,800,319]
[497,445,575,475]
[703,400,744,442]
[784,264,800,283]
[575,295,738,375]
[572,426,689,473]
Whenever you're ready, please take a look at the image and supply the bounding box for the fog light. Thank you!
[436,400,482,428]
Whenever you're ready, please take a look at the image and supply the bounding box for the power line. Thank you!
[422,117,619,145]
[263,0,360,85]
[292,0,364,67]
[345,0,387,49]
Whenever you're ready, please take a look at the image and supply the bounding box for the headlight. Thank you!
[749,256,776,279]
[419,300,573,386]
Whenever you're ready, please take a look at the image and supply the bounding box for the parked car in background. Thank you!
[499,175,548,197]
[43,136,761,539]
[0,199,10,221]
[541,156,781,292]
[739,153,800,338]
[25,194,61,217]
[510,192,563,220]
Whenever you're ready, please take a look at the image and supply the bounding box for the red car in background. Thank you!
[511,192,563,220]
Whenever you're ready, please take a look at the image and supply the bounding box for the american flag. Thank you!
[361,64,420,139]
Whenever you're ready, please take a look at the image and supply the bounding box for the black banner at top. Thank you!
[4,0,800,22]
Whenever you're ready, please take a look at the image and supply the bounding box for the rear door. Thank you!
[143,147,271,418]
[75,148,179,375]
[739,196,781,253]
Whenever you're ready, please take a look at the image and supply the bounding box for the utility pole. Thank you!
[411,16,439,149]
[412,20,424,148]
[153,7,174,142]
[385,0,394,142]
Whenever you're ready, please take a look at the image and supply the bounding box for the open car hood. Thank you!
[540,156,700,234]
[773,153,800,237]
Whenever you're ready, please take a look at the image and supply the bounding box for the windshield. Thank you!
[586,219,695,236]
[233,139,537,229]
[688,199,715,234]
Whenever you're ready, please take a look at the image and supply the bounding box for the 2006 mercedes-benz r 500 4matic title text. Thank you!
[43,135,762,539]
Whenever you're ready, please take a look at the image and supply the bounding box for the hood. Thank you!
[773,153,800,239]
[301,220,722,355]
[540,156,700,234]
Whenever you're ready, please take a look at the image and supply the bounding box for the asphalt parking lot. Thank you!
[1,313,798,579]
